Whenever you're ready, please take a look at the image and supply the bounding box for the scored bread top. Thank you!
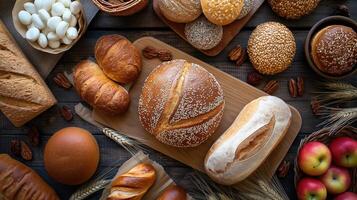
[138,59,224,147]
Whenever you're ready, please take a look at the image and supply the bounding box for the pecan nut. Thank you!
[142,46,173,62]
[157,49,173,61]
[297,77,304,96]
[247,72,263,86]
[10,139,21,156]
[311,98,321,116]
[277,160,290,178]
[263,80,279,95]
[142,46,158,59]
[27,126,40,146]
[288,78,297,98]
[53,72,72,89]
[336,4,350,17]
[60,105,73,121]
[20,141,32,161]
[228,45,247,66]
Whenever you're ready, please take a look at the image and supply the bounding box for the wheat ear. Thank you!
[69,179,111,200]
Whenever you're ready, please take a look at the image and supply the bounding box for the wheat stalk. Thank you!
[313,82,357,105]
[318,107,357,133]
[102,128,144,155]
[69,179,111,200]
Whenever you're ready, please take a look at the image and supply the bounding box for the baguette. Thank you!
[204,96,292,185]
[0,20,56,127]
[107,163,156,200]
[0,154,59,200]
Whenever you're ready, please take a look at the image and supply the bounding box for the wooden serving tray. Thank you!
[93,37,302,180]
[153,0,265,56]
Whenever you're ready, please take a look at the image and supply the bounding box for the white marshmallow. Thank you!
[69,14,77,27]
[62,8,72,22]
[26,27,40,42]
[47,31,59,41]
[61,36,72,45]
[18,10,32,25]
[49,40,60,48]
[31,14,45,30]
[38,33,48,48]
[66,27,78,40]
[70,1,81,15]
[24,2,37,14]
[38,9,51,23]
[47,16,61,31]
[55,21,69,38]
[58,0,71,8]
[51,2,65,16]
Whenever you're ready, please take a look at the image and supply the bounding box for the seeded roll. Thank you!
[311,25,357,76]
[201,0,244,26]
[237,0,254,19]
[184,16,223,50]
[268,0,320,20]
[158,0,202,23]
[248,22,296,75]
[138,59,225,147]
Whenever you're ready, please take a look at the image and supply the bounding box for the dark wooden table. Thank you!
[0,1,356,199]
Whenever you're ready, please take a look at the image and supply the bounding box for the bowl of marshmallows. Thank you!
[12,0,86,54]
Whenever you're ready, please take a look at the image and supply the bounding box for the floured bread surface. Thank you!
[204,96,291,185]
[138,59,225,147]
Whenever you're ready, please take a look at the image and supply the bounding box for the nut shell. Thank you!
[268,0,320,20]
[248,22,296,75]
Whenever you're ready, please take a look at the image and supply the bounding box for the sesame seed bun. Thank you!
[201,0,244,26]
[311,25,357,76]
[248,22,296,75]
[185,16,223,50]
[138,59,225,148]
[268,0,320,20]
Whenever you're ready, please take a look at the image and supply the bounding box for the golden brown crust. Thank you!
[157,185,187,200]
[0,20,56,127]
[158,0,202,23]
[107,163,156,200]
[95,35,142,84]
[44,127,100,185]
[247,21,296,75]
[73,59,130,115]
[0,154,59,200]
[201,0,244,25]
[311,25,357,76]
[268,0,320,19]
[138,59,224,147]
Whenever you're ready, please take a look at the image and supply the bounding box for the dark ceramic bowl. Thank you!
[305,16,357,80]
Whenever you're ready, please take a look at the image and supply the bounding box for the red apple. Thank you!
[297,177,327,200]
[298,141,332,176]
[329,137,357,168]
[320,166,351,194]
[335,192,357,200]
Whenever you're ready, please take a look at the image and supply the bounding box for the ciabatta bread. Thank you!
[204,96,291,185]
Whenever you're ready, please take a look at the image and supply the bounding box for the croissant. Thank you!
[107,163,156,200]
[73,59,130,115]
[0,154,59,200]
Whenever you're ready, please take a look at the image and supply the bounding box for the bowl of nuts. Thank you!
[12,0,86,54]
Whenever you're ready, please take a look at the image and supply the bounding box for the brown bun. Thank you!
[158,0,202,23]
[201,0,244,26]
[311,25,357,76]
[73,59,130,115]
[157,185,187,200]
[268,0,320,20]
[95,35,142,84]
[44,127,100,185]
[138,59,225,147]
[248,22,296,75]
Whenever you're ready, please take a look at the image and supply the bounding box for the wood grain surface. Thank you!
[0,0,356,199]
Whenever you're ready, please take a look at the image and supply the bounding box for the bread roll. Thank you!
[0,20,56,127]
[0,154,59,200]
[237,0,253,19]
[201,0,244,25]
[95,35,142,84]
[158,0,202,23]
[107,163,156,200]
[311,25,357,76]
[268,0,320,20]
[204,96,291,185]
[247,22,296,75]
[157,185,187,200]
[73,59,130,115]
[44,127,100,185]
[138,59,225,147]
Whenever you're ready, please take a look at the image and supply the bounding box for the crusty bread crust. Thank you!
[158,0,202,23]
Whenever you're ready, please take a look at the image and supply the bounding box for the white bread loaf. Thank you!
[204,96,291,185]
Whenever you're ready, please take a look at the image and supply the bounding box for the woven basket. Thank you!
[91,0,148,16]
[294,126,357,192]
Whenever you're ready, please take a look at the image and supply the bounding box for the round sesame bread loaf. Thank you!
[201,0,244,26]
[248,22,296,75]
[138,59,225,148]
[268,0,320,20]
[311,25,357,76]
[237,0,253,20]
[158,0,202,23]
[184,16,223,50]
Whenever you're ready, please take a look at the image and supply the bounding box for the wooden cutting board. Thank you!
[153,0,265,56]
[93,37,302,180]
